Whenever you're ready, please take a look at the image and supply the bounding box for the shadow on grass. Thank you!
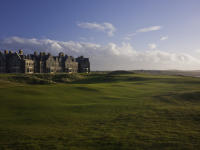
[175,91,200,102]
[71,73,155,84]
[155,91,200,104]
[76,86,99,92]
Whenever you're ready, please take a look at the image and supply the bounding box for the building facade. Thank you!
[0,50,90,74]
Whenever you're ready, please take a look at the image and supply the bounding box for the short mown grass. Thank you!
[0,72,200,150]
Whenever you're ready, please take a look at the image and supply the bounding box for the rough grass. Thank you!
[0,73,200,149]
[0,73,85,84]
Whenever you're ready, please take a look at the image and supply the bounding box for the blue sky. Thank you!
[1,0,200,70]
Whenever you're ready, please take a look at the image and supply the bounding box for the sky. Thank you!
[0,0,200,70]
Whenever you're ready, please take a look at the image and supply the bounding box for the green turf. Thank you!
[0,73,200,150]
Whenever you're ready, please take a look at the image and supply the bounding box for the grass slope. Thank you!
[0,73,200,150]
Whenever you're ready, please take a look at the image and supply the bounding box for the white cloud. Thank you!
[148,43,157,50]
[77,22,116,37]
[123,33,136,41]
[124,26,162,41]
[137,26,162,33]
[1,36,200,70]
[160,36,168,41]
[123,36,131,41]
[195,49,200,53]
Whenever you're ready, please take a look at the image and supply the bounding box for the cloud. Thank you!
[148,43,157,50]
[137,26,162,33]
[160,36,168,41]
[77,22,116,37]
[123,33,136,41]
[195,49,200,53]
[1,36,200,70]
[123,37,131,41]
[123,26,162,41]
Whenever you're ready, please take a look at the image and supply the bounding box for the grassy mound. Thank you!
[108,70,134,75]
[0,73,86,84]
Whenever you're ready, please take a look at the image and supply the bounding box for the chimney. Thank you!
[34,51,38,56]
[4,50,8,54]
[59,52,64,57]
[19,49,23,55]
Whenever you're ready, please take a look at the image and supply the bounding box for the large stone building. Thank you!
[0,50,90,74]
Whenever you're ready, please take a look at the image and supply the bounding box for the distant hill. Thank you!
[133,70,200,77]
